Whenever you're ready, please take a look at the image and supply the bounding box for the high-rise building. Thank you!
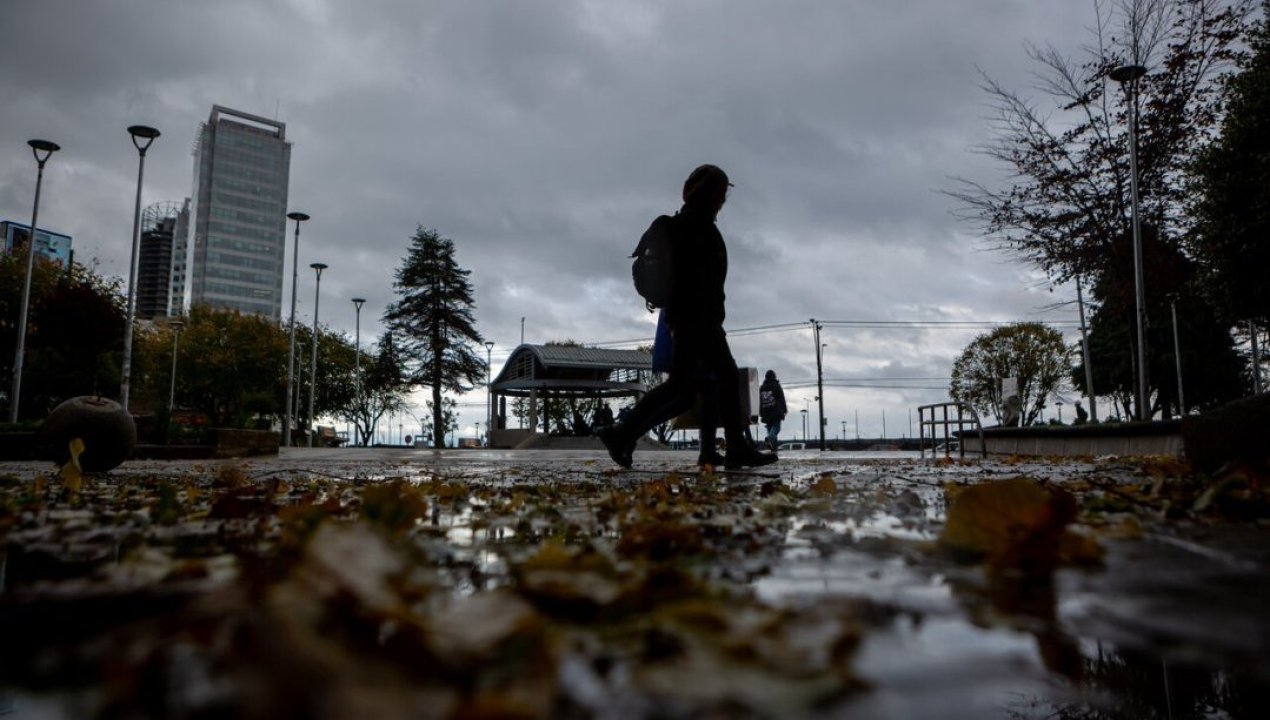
[136,201,186,319]
[169,198,190,316]
[189,105,291,319]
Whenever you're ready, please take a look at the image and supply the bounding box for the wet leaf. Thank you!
[360,480,428,534]
[809,474,838,497]
[59,437,85,492]
[939,478,1097,573]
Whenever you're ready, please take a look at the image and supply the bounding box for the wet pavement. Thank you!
[2,447,1268,718]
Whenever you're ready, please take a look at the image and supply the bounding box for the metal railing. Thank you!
[917,402,986,460]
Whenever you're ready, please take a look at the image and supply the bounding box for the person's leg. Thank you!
[696,368,723,466]
[598,327,704,468]
[597,378,694,467]
[701,328,775,468]
[765,421,779,449]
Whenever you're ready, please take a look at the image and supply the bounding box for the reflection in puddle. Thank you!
[302,459,1270,716]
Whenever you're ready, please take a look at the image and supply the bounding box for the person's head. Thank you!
[682,164,732,217]
[765,370,777,381]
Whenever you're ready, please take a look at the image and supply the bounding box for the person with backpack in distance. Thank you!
[759,370,787,450]
[598,163,777,471]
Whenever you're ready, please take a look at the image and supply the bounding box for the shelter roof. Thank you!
[491,344,652,398]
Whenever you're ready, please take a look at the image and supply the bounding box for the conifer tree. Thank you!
[383,226,485,448]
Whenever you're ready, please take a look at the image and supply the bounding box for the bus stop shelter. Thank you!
[487,344,653,448]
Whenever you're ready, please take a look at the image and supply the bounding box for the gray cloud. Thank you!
[0,0,1098,437]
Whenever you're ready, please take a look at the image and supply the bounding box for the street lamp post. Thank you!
[1111,63,1150,421]
[352,297,366,446]
[1076,275,1098,422]
[307,262,328,447]
[283,211,309,447]
[120,125,160,411]
[485,340,495,438]
[9,139,60,423]
[800,408,808,442]
[168,319,185,411]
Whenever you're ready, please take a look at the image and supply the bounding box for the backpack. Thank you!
[760,388,777,413]
[630,215,674,312]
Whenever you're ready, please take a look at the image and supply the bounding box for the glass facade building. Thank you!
[189,106,291,319]
[169,198,190,316]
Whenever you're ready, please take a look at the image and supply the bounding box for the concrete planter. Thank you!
[965,420,1183,458]
[37,396,137,473]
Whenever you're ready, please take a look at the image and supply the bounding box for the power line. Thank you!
[588,318,1081,347]
[819,319,1081,328]
[785,382,949,391]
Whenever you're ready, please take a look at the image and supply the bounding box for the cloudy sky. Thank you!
[1,0,1100,441]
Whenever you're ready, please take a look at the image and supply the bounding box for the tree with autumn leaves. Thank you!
[1189,0,1270,332]
[949,0,1258,418]
[0,253,125,422]
[950,323,1071,426]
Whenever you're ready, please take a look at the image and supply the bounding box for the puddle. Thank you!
[2,452,1268,718]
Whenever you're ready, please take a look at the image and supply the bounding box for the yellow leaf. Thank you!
[59,437,85,492]
[939,477,1091,573]
[809,474,837,497]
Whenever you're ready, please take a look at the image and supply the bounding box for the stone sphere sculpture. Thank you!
[38,396,137,473]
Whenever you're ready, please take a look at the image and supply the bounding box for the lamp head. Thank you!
[287,211,310,222]
[352,297,366,309]
[28,139,60,162]
[127,125,160,153]
[310,262,328,271]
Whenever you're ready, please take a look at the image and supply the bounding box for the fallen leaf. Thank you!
[59,438,85,492]
[809,474,837,497]
[939,477,1096,573]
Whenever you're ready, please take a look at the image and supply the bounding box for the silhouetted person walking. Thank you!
[759,370,787,450]
[599,164,776,470]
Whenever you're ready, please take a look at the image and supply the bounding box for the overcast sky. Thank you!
[1,0,1102,440]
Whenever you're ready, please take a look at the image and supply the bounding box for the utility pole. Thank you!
[1251,321,1263,395]
[811,319,826,451]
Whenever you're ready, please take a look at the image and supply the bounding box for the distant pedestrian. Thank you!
[759,370,787,450]
[1073,402,1087,424]
[599,163,776,470]
[591,404,614,433]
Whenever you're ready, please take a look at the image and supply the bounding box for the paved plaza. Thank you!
[2,447,1268,718]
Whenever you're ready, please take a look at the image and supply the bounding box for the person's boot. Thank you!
[724,442,777,470]
[596,424,634,469]
[697,450,726,469]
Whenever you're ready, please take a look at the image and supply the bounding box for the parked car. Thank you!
[777,442,806,451]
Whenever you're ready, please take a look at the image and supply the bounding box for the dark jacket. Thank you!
[666,205,727,330]
[759,377,787,424]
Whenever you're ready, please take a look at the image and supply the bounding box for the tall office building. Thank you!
[189,106,291,319]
